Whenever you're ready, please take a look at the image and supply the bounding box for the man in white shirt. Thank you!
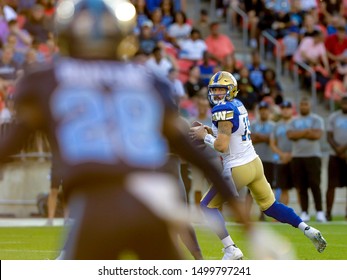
[145,46,173,77]
[178,29,207,61]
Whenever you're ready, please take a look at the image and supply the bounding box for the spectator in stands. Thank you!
[21,47,40,73]
[145,0,162,13]
[325,14,345,35]
[257,6,275,39]
[288,0,306,28]
[325,95,347,221]
[150,7,167,41]
[167,10,192,48]
[247,50,267,94]
[243,0,265,49]
[319,0,343,26]
[325,23,347,72]
[23,4,51,44]
[260,68,283,105]
[268,3,292,39]
[4,34,26,66]
[193,9,210,39]
[16,0,36,14]
[299,0,318,12]
[38,33,59,63]
[300,13,322,39]
[222,53,243,79]
[167,67,186,104]
[198,51,215,87]
[343,0,347,17]
[205,21,235,66]
[0,94,14,124]
[270,100,295,205]
[238,65,251,81]
[236,77,258,118]
[287,97,326,223]
[336,64,347,90]
[134,0,151,29]
[268,0,291,13]
[184,65,205,100]
[178,28,207,62]
[160,0,175,28]
[145,45,175,77]
[293,30,331,91]
[138,20,158,56]
[7,19,32,53]
[0,45,19,82]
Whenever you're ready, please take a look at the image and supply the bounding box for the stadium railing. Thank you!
[259,31,282,80]
[227,3,249,61]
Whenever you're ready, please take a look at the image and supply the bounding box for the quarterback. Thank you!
[190,71,327,260]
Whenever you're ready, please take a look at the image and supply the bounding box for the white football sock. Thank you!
[221,235,235,248]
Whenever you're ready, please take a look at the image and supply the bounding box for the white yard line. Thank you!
[0,218,65,227]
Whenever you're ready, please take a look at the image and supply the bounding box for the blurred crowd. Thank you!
[0,0,58,125]
[1,1,347,121]
[236,0,347,108]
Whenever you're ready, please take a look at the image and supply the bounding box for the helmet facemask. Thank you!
[207,71,238,106]
[208,85,231,106]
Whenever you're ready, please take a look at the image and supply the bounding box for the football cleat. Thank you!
[222,245,243,260]
[300,211,310,222]
[304,226,327,253]
[316,211,327,223]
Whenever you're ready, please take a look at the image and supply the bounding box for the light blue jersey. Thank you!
[251,119,275,162]
[288,113,324,157]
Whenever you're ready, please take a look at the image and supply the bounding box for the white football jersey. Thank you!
[211,98,258,168]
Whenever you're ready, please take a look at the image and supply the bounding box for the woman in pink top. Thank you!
[293,30,331,90]
[204,22,235,65]
[294,30,330,74]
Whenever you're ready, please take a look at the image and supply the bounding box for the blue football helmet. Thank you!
[208,71,239,106]
[55,0,138,60]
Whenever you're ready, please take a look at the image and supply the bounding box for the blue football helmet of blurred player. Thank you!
[54,0,138,60]
[207,71,239,106]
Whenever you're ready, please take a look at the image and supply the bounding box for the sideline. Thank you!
[0,218,65,227]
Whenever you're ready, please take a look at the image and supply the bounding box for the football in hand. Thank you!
[189,121,206,150]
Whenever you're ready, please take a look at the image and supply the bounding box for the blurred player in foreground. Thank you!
[190,71,327,260]
[0,0,251,259]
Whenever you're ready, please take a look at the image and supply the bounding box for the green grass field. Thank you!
[0,219,346,260]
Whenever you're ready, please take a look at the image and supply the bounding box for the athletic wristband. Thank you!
[204,134,216,150]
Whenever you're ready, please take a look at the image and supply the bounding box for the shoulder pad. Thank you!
[212,103,234,121]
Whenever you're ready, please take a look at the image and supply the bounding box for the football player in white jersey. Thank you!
[190,71,327,260]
